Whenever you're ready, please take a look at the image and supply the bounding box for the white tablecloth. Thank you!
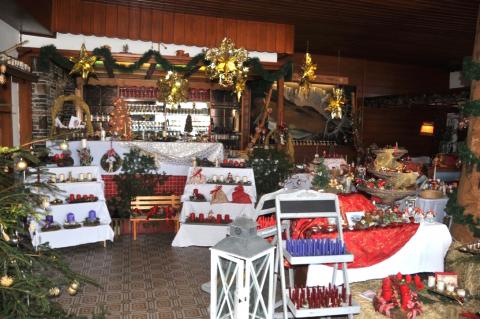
[47,141,224,176]
[179,202,255,222]
[398,196,449,223]
[171,224,229,247]
[38,181,106,201]
[306,223,452,285]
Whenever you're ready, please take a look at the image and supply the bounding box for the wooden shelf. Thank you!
[286,293,360,318]
[282,241,354,265]
[6,65,38,82]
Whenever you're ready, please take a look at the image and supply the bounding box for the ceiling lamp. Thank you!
[420,122,434,136]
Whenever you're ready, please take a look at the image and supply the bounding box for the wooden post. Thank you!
[240,87,251,150]
[277,76,285,127]
[455,5,480,242]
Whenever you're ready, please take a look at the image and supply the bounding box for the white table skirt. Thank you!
[171,224,229,247]
[180,202,256,222]
[306,223,452,286]
[32,225,114,249]
[47,141,223,176]
[43,201,112,224]
[39,181,106,201]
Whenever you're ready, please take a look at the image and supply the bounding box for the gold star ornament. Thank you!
[69,44,97,80]
[325,87,345,119]
[298,52,317,97]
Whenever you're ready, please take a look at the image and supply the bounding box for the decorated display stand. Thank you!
[172,166,256,247]
[275,190,360,319]
[29,165,114,249]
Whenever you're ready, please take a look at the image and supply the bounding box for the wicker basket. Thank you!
[419,189,444,199]
[372,148,408,159]
[357,184,416,204]
[367,166,403,179]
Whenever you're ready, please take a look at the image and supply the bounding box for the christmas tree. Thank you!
[0,146,102,318]
[108,98,132,140]
[184,114,193,134]
[311,157,330,190]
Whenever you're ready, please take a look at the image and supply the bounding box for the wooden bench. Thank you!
[130,195,181,240]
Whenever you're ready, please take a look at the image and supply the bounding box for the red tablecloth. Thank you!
[294,223,420,268]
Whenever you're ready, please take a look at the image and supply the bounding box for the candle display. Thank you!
[88,210,97,222]
[257,215,276,229]
[286,239,346,257]
[187,213,232,224]
[288,285,350,309]
[66,213,75,223]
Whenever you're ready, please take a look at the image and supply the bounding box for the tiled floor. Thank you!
[57,234,210,319]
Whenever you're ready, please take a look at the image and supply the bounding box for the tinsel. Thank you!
[38,45,292,82]
[462,56,480,81]
[458,142,480,172]
[445,190,480,238]
[461,99,480,117]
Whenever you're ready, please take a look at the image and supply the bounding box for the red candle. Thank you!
[69,194,75,201]
[396,272,403,281]
[225,214,230,222]
[190,213,195,222]
[199,213,204,221]
[76,194,82,200]
[405,274,412,283]
[82,194,88,199]
[216,214,222,224]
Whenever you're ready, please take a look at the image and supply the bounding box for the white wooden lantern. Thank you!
[210,216,275,319]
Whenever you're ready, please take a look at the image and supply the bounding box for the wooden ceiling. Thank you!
[90,0,480,67]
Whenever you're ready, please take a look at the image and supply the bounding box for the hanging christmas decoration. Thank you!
[69,43,97,80]
[108,98,132,140]
[326,87,345,119]
[0,63,6,85]
[0,275,14,287]
[100,147,122,173]
[48,287,61,297]
[298,52,317,96]
[205,38,249,100]
[157,71,189,105]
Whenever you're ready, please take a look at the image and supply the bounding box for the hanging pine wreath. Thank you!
[100,148,122,173]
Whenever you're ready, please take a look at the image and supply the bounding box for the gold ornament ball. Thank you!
[0,63,6,73]
[0,275,14,287]
[49,287,61,297]
[70,280,80,290]
[67,286,77,296]
[16,158,28,171]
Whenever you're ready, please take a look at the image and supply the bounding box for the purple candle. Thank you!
[66,213,75,223]
[45,215,54,223]
[88,210,96,221]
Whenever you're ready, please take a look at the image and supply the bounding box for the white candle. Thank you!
[79,173,84,181]
[427,276,436,288]
[58,174,65,182]
[242,176,248,183]
[87,173,93,181]
[433,163,437,180]
[235,176,240,183]
[436,281,445,292]
[446,284,455,293]
[213,175,218,182]
[192,158,197,167]
[215,158,219,167]
[219,175,225,182]
[50,175,56,183]
[81,138,87,149]
[100,128,106,141]
[457,289,466,297]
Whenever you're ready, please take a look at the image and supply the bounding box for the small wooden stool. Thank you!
[129,195,181,240]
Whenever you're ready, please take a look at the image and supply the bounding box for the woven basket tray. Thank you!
[357,184,416,204]
[419,189,444,199]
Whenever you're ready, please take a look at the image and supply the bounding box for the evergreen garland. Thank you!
[462,57,480,81]
[37,45,292,82]
[458,142,480,172]
[445,190,480,238]
[461,99,480,117]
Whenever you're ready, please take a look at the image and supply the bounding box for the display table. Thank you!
[323,157,347,169]
[306,222,452,286]
[46,141,224,176]
[171,224,230,247]
[172,166,256,247]
[30,166,114,249]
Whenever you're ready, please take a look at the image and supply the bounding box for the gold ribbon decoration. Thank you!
[298,52,317,97]
[157,71,189,106]
[325,87,345,119]
[69,43,97,80]
[205,38,249,100]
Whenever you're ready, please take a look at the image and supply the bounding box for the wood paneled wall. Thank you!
[293,54,450,98]
[51,0,294,53]
[362,106,457,157]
